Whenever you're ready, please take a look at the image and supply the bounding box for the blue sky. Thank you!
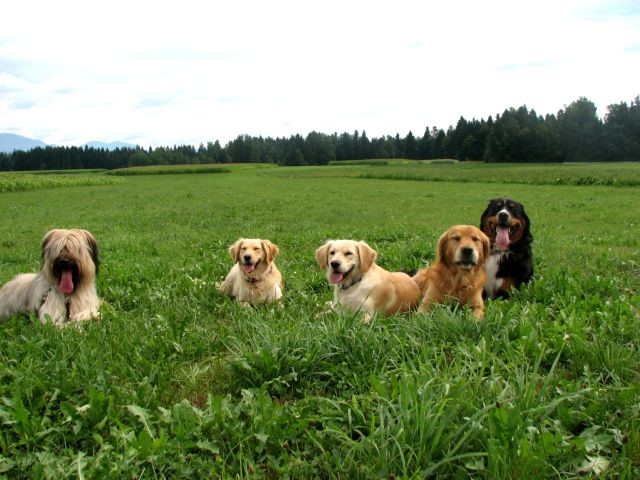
[1,0,639,147]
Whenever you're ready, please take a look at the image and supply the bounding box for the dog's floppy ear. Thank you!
[41,229,56,255]
[262,239,279,263]
[40,228,63,268]
[480,230,490,262]
[229,239,244,263]
[357,241,377,273]
[520,204,533,244]
[315,241,331,269]
[81,229,100,275]
[479,199,495,232]
[437,230,450,266]
[40,229,60,267]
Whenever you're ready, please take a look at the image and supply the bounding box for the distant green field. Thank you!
[107,162,277,176]
[278,161,640,186]
[0,164,638,478]
[328,158,459,166]
[0,171,121,193]
[30,169,109,175]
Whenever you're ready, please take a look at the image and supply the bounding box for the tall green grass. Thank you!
[0,165,638,478]
[0,173,121,193]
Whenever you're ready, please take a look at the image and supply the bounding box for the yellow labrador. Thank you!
[219,238,283,307]
[316,240,420,322]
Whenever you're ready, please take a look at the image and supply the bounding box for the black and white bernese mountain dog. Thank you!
[480,198,533,299]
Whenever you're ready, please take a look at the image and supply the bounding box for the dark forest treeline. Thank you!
[1,96,639,171]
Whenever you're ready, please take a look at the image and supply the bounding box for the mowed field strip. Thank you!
[0,162,638,478]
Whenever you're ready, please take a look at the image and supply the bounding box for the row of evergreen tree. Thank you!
[1,96,638,171]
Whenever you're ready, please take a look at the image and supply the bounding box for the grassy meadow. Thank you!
[0,162,638,478]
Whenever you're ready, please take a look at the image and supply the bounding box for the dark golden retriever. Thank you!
[412,225,490,319]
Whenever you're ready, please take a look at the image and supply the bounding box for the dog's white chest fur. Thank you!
[333,275,378,314]
[483,253,503,298]
[237,280,282,304]
[335,283,365,310]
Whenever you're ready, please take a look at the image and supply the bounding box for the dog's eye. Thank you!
[345,251,353,256]
[472,236,479,242]
[452,236,461,241]
[329,250,336,256]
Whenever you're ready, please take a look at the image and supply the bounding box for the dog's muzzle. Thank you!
[329,262,353,284]
[492,217,520,250]
[53,257,80,295]
[242,257,259,274]
[456,247,477,269]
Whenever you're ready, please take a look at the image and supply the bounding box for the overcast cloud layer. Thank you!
[1,0,639,147]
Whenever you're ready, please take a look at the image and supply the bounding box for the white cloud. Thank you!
[1,0,639,146]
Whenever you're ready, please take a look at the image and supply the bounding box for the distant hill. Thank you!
[0,133,47,153]
[0,133,136,153]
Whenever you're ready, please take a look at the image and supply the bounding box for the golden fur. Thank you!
[219,238,283,306]
[316,239,421,322]
[412,225,490,319]
[0,229,101,326]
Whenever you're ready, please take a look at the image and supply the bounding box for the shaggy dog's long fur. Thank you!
[219,238,283,306]
[412,225,490,319]
[316,239,421,322]
[480,198,533,299]
[0,229,101,326]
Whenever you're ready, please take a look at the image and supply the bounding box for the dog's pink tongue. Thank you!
[59,270,74,295]
[243,264,256,274]
[329,272,344,284]
[496,226,510,249]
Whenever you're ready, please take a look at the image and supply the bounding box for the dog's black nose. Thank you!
[461,246,474,257]
[498,211,509,223]
[243,254,252,262]
[56,258,74,269]
[330,261,340,269]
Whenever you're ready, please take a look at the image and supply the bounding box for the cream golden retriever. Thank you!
[0,229,101,326]
[316,239,420,322]
[219,238,283,307]
[412,225,490,319]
